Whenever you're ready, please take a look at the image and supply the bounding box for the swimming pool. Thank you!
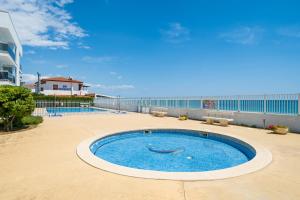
[46,107,106,114]
[77,129,272,180]
[91,130,255,172]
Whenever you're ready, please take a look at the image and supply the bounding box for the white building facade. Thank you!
[0,10,22,86]
[39,77,89,96]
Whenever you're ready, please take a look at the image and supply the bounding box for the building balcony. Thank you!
[0,42,16,66]
[0,71,15,85]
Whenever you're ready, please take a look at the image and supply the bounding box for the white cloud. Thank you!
[22,73,37,83]
[26,58,47,64]
[82,56,116,64]
[25,50,36,55]
[219,26,264,45]
[56,0,74,7]
[56,64,68,69]
[22,73,49,83]
[79,45,91,49]
[109,71,122,80]
[160,22,190,44]
[277,26,300,38]
[1,0,86,49]
[77,42,91,49]
[88,83,135,91]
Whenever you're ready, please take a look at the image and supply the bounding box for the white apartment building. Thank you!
[0,10,22,86]
[38,77,89,96]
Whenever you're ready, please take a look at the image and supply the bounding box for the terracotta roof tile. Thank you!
[40,77,83,84]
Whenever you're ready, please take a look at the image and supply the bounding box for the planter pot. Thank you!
[179,115,188,121]
[206,118,214,124]
[273,127,288,135]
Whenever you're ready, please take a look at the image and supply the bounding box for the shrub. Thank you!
[0,86,35,131]
[22,116,43,125]
[179,114,188,120]
[32,93,93,102]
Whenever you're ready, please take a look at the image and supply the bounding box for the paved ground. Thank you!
[0,113,300,200]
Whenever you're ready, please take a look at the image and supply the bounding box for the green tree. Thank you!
[0,86,35,131]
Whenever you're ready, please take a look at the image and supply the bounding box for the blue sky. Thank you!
[3,0,300,96]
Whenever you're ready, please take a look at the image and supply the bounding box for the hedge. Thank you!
[0,86,35,131]
[32,94,93,102]
[21,116,43,125]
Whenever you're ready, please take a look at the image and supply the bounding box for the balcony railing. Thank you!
[0,42,16,62]
[0,70,15,84]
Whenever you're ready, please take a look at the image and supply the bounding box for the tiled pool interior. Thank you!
[90,129,256,172]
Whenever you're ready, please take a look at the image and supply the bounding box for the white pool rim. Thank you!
[77,128,272,181]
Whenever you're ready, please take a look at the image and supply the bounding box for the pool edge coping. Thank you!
[76,128,272,181]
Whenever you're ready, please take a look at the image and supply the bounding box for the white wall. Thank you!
[41,90,88,96]
[0,80,14,86]
[0,11,22,51]
[41,81,80,91]
[0,11,22,86]
[93,102,300,133]
[40,81,87,96]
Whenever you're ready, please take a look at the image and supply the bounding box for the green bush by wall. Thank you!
[32,93,93,102]
[21,116,43,125]
[0,86,35,131]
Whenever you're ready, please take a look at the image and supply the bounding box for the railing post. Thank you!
[238,96,241,112]
[264,94,267,114]
[200,99,203,109]
[298,93,300,115]
[138,98,142,112]
[187,98,189,109]
[118,95,121,113]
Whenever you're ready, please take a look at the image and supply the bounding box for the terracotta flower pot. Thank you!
[273,127,288,135]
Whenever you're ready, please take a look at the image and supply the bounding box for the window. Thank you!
[40,87,44,91]
[53,84,58,90]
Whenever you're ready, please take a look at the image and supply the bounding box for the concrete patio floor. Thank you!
[0,113,300,200]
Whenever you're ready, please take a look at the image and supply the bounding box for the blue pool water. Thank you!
[46,107,106,114]
[90,130,255,172]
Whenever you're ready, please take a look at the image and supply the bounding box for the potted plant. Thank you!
[179,114,188,121]
[268,125,289,135]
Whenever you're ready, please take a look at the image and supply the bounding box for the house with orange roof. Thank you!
[37,77,89,96]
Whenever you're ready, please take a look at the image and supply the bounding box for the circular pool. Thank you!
[77,129,272,180]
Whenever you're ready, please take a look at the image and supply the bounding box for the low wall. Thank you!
[93,102,138,112]
[165,108,300,133]
[94,104,300,133]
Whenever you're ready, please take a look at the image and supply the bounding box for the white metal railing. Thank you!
[94,93,300,116]
[33,100,93,116]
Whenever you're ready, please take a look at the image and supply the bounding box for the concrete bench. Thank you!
[151,110,167,117]
[203,111,234,126]
[203,116,234,126]
[150,107,168,117]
